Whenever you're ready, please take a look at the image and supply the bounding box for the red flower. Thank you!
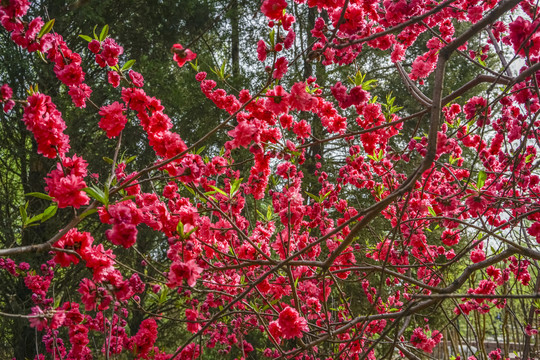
[53,229,94,267]
[108,71,121,88]
[257,40,268,62]
[131,318,158,358]
[129,70,144,87]
[68,83,92,108]
[273,56,288,79]
[172,44,196,67]
[278,306,308,339]
[99,101,128,138]
[167,259,203,287]
[261,0,287,20]
[45,155,90,209]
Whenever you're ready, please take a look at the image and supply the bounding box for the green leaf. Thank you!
[79,34,93,42]
[80,208,98,220]
[428,206,437,217]
[26,192,53,201]
[195,146,206,155]
[26,213,43,226]
[305,191,320,203]
[19,202,28,224]
[321,191,332,201]
[208,185,227,196]
[230,178,243,196]
[93,25,98,40]
[362,79,377,91]
[99,24,109,42]
[176,220,185,237]
[125,155,136,164]
[269,30,275,47]
[267,205,272,221]
[182,184,196,196]
[41,205,57,222]
[220,60,226,77]
[38,19,55,38]
[36,50,48,63]
[159,287,169,304]
[83,186,108,204]
[477,170,486,189]
[121,59,136,71]
[103,156,114,164]
[189,59,199,72]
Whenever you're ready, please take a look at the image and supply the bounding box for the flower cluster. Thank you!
[45,155,89,208]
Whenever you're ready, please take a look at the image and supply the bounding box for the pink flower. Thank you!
[261,0,287,20]
[172,44,197,67]
[525,324,538,336]
[53,228,94,267]
[22,93,70,158]
[129,70,144,87]
[29,306,47,331]
[470,248,486,263]
[265,85,289,114]
[88,39,101,54]
[227,121,258,148]
[99,101,128,138]
[3,100,15,113]
[45,155,90,209]
[68,83,92,108]
[278,306,308,339]
[106,223,138,248]
[441,229,460,247]
[0,84,13,100]
[287,82,316,112]
[410,327,442,353]
[527,221,540,243]
[100,38,124,67]
[167,259,203,287]
[465,193,489,216]
[108,71,121,88]
[273,56,288,79]
[257,40,268,62]
[293,119,311,139]
[186,308,202,333]
[78,278,98,311]
[131,318,158,358]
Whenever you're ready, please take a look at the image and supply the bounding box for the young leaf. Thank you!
[477,170,486,189]
[125,155,136,164]
[79,34,93,42]
[26,192,53,201]
[103,156,114,164]
[83,186,107,204]
[195,146,206,155]
[38,19,55,38]
[41,205,57,222]
[25,213,44,226]
[189,59,199,72]
[269,29,275,47]
[99,24,109,41]
[267,205,272,221]
[121,59,136,71]
[80,208,98,220]
[305,191,320,203]
[93,25,98,40]
[19,202,28,224]
[208,185,227,196]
